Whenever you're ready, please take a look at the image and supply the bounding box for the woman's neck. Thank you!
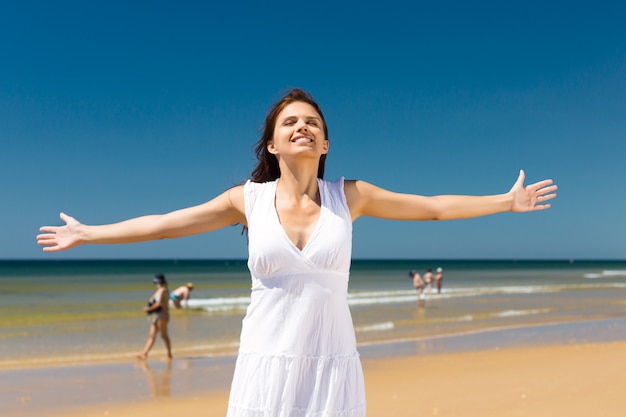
[277,169,320,202]
[277,156,320,190]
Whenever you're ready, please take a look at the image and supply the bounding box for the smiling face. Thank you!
[268,101,329,159]
[250,89,329,182]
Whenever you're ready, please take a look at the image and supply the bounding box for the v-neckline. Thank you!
[272,178,325,253]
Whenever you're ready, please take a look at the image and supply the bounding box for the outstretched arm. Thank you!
[37,186,246,252]
[346,170,557,221]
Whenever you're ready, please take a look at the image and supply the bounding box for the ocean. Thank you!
[2,259,626,369]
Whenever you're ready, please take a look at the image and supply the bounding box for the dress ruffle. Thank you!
[227,351,366,417]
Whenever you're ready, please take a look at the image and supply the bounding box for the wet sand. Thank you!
[6,340,626,417]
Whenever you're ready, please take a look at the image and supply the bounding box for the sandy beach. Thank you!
[4,261,625,417]
[6,340,625,417]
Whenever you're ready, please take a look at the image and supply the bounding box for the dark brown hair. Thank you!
[250,88,329,183]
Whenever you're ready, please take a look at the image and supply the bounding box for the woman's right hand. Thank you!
[37,212,82,252]
[37,186,247,252]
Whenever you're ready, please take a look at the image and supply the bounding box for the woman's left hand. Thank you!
[509,170,558,212]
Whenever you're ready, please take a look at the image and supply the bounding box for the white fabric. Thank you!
[227,177,366,417]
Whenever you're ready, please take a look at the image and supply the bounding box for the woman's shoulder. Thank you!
[342,178,373,188]
[244,178,278,190]
[242,179,278,200]
[342,178,374,197]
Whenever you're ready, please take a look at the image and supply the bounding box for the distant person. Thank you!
[435,267,444,293]
[138,273,172,361]
[410,270,425,305]
[170,282,194,309]
[423,268,433,294]
[37,88,557,416]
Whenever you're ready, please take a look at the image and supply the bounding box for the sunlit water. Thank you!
[2,259,625,368]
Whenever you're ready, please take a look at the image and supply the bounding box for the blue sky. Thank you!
[2,1,625,260]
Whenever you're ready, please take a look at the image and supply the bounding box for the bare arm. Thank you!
[37,186,246,252]
[345,170,557,221]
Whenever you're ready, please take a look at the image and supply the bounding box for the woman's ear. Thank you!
[322,139,329,154]
[267,140,278,155]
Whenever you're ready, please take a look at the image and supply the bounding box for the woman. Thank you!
[38,89,557,416]
[435,267,444,294]
[411,270,425,304]
[139,273,172,361]
[423,267,433,294]
[170,282,194,309]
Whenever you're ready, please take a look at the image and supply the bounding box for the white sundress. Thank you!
[226,177,366,417]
